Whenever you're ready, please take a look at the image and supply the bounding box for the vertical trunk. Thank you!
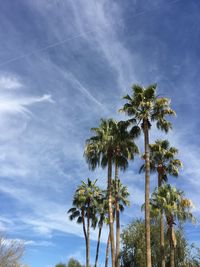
[108,156,115,267]
[116,208,120,267]
[105,232,110,267]
[160,214,165,267]
[115,161,120,267]
[95,219,103,267]
[82,209,88,267]
[86,208,90,267]
[143,119,152,267]
[170,226,175,267]
[158,173,165,267]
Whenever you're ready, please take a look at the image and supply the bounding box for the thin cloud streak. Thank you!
[0,0,183,68]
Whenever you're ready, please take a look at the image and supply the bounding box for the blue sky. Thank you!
[0,0,200,266]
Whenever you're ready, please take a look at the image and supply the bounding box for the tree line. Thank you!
[68,84,197,267]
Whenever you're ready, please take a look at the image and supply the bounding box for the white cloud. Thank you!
[0,94,53,116]
[0,74,22,90]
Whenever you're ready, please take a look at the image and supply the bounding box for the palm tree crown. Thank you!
[150,184,194,225]
[68,178,101,223]
[119,84,175,132]
[140,139,182,183]
[112,178,130,212]
[84,118,139,170]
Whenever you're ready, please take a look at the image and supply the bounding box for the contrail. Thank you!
[0,0,184,67]
[0,29,97,67]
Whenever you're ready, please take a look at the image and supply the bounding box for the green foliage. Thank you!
[55,263,67,267]
[120,84,175,133]
[84,119,139,171]
[150,184,194,224]
[139,139,182,182]
[120,220,200,267]
[67,258,84,267]
[68,178,103,229]
[111,179,130,211]
[55,258,85,267]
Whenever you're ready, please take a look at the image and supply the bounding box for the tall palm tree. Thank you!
[150,184,195,267]
[120,84,175,267]
[68,178,101,267]
[140,139,182,267]
[112,120,138,267]
[84,119,138,267]
[84,119,116,267]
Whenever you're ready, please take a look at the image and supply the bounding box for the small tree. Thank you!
[0,235,24,266]
[55,263,67,267]
[67,258,84,267]
[120,219,200,267]
[55,259,84,267]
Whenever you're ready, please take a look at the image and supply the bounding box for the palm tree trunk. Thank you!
[143,119,152,267]
[107,156,115,267]
[95,219,103,267]
[116,207,120,267]
[86,208,90,267]
[115,161,120,267]
[158,174,165,267]
[82,209,88,267]
[160,214,165,267]
[170,226,175,267]
[105,232,110,267]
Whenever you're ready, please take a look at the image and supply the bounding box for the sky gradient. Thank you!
[0,0,200,266]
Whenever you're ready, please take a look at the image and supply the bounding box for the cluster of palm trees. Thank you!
[68,84,194,267]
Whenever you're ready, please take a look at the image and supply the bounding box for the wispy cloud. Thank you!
[0,74,22,90]
[0,94,52,115]
[0,1,200,266]
[0,73,52,116]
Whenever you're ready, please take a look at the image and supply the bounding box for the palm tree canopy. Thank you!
[119,84,176,133]
[84,119,139,171]
[139,139,182,181]
[149,184,195,224]
[111,179,130,214]
[94,191,109,227]
[67,178,103,229]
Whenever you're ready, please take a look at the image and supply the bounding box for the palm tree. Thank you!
[140,139,182,267]
[112,178,130,267]
[112,120,138,267]
[120,84,175,267]
[94,193,108,267]
[150,184,195,267]
[84,119,116,267]
[84,119,138,267]
[68,178,102,267]
[104,180,130,267]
